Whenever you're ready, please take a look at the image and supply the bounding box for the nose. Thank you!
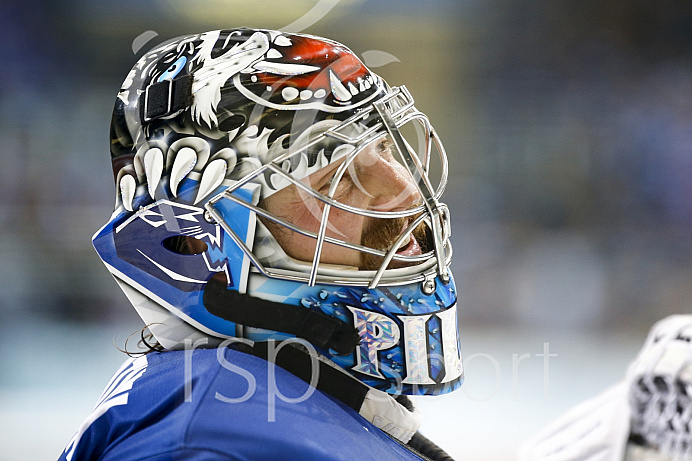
[354,152,421,212]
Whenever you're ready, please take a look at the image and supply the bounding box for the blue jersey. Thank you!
[59,347,426,460]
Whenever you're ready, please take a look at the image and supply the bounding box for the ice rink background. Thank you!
[2,1,692,459]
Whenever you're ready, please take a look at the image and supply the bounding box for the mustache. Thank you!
[359,213,430,271]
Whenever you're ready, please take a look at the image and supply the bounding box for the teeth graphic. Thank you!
[329,70,352,101]
[274,35,292,47]
[397,235,411,251]
[266,48,283,59]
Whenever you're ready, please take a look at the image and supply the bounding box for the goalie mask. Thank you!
[94,28,462,396]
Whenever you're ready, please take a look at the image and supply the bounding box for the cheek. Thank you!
[270,211,365,266]
[324,211,365,244]
[277,193,366,245]
[264,189,321,229]
[261,189,367,266]
[287,196,326,233]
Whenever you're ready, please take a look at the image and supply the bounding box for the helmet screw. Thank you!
[203,210,216,224]
[421,278,436,295]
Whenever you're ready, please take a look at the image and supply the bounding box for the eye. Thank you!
[317,176,334,194]
[158,56,187,82]
[377,139,393,153]
[319,173,354,199]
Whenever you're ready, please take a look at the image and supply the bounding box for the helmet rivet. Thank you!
[421,278,436,295]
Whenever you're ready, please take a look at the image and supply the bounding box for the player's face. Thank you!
[261,138,424,269]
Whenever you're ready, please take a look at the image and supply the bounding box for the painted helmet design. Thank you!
[94,28,462,395]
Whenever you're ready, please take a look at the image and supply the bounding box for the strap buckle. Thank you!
[143,78,174,122]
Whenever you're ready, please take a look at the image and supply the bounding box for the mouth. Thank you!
[387,219,433,268]
[360,216,432,271]
[395,233,421,257]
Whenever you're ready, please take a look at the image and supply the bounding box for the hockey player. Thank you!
[59,28,461,460]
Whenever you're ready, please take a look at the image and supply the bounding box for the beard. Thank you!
[359,214,431,271]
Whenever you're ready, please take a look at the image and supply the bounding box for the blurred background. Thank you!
[2,0,692,459]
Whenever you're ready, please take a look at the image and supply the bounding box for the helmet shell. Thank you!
[96,28,462,396]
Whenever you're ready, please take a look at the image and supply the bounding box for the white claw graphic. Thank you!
[170,147,197,197]
[120,174,136,212]
[144,148,164,199]
[195,158,228,204]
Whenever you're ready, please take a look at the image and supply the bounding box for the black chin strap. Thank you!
[407,433,456,461]
[233,340,455,461]
[202,278,361,356]
[234,341,369,412]
[204,279,455,460]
